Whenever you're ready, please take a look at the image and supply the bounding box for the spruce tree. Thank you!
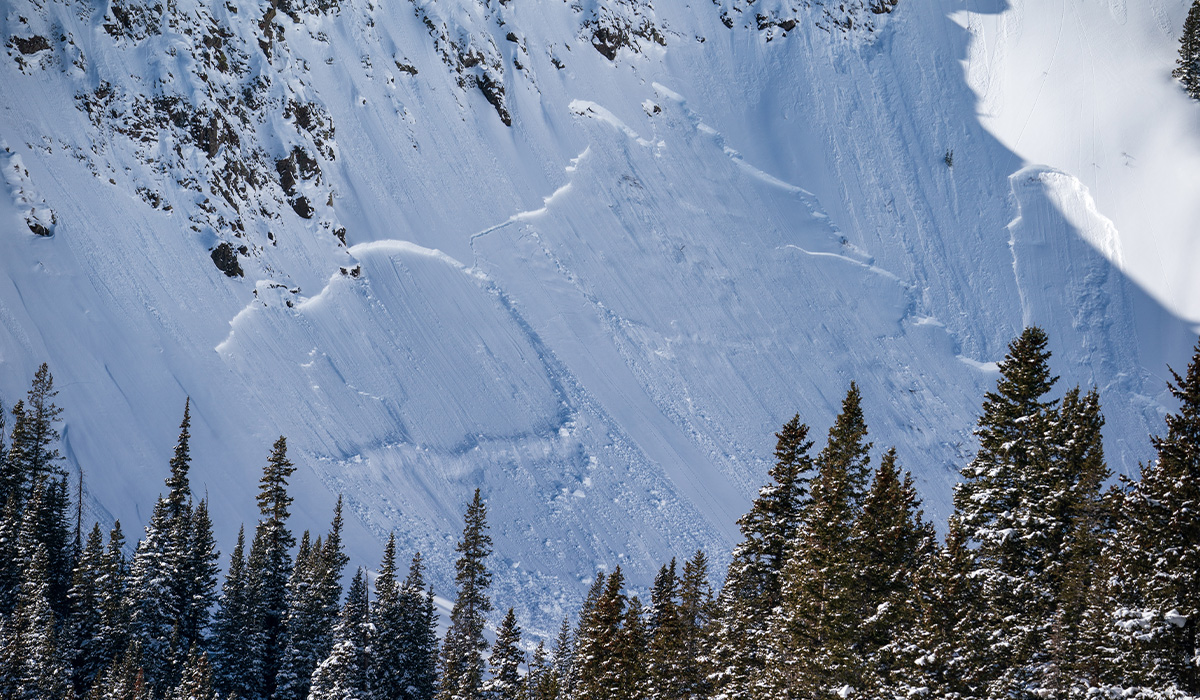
[438,489,493,700]
[0,494,21,613]
[308,568,371,700]
[369,533,403,700]
[574,568,630,700]
[849,449,934,694]
[646,560,685,700]
[0,398,6,486]
[169,649,217,700]
[0,400,26,508]
[952,326,1060,695]
[90,640,152,700]
[619,596,648,700]
[1175,0,1200,98]
[272,530,317,700]
[13,476,73,621]
[1039,387,1111,694]
[676,550,713,700]
[1108,339,1200,694]
[247,436,297,699]
[210,526,262,699]
[164,399,193,521]
[482,608,525,700]
[67,523,109,693]
[397,552,440,700]
[1,543,71,700]
[124,497,182,688]
[4,365,67,500]
[184,499,220,649]
[123,401,215,689]
[275,498,347,700]
[548,616,575,700]
[765,393,862,699]
[96,522,131,682]
[817,381,873,506]
[708,415,812,700]
[885,516,982,699]
[527,641,556,700]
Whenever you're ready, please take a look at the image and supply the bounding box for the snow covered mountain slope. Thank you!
[959,0,1200,322]
[0,0,1196,630]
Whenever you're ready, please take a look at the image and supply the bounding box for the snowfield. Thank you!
[0,0,1196,634]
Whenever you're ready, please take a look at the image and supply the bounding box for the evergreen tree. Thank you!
[397,552,440,700]
[527,641,556,700]
[308,568,371,700]
[68,523,109,693]
[619,596,648,700]
[247,436,297,699]
[89,641,152,700]
[482,608,525,700]
[951,326,1060,695]
[0,400,27,508]
[885,516,982,699]
[124,496,183,688]
[275,498,347,700]
[164,399,193,521]
[370,533,403,700]
[0,398,6,486]
[211,526,263,700]
[817,381,873,506]
[849,449,934,694]
[95,522,131,683]
[1039,387,1111,695]
[676,550,713,700]
[0,543,71,700]
[1108,339,1200,694]
[646,560,685,700]
[574,568,629,700]
[765,391,863,699]
[0,494,21,613]
[708,415,813,700]
[272,531,316,700]
[548,616,575,700]
[3,365,67,501]
[1175,0,1200,99]
[170,649,217,700]
[180,498,219,652]
[14,476,73,620]
[438,489,493,700]
[122,401,214,688]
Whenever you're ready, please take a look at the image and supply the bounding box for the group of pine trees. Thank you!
[0,369,441,700]
[2,326,1200,699]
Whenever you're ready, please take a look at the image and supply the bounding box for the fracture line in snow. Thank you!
[648,81,839,228]
[568,100,657,147]
[778,244,900,282]
[469,146,591,245]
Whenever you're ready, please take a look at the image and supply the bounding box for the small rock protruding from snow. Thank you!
[3,149,57,237]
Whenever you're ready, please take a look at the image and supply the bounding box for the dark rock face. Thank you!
[27,221,52,236]
[210,242,245,277]
[276,147,321,219]
[290,195,315,219]
[13,35,50,54]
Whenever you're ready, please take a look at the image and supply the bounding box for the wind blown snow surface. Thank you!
[0,0,1196,633]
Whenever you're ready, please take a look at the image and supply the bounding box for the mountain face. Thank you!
[0,0,1196,630]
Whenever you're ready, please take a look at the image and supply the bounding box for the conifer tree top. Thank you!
[164,399,192,520]
[257,436,296,524]
[983,326,1058,417]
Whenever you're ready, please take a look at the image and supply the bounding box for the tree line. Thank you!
[1,326,1199,699]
